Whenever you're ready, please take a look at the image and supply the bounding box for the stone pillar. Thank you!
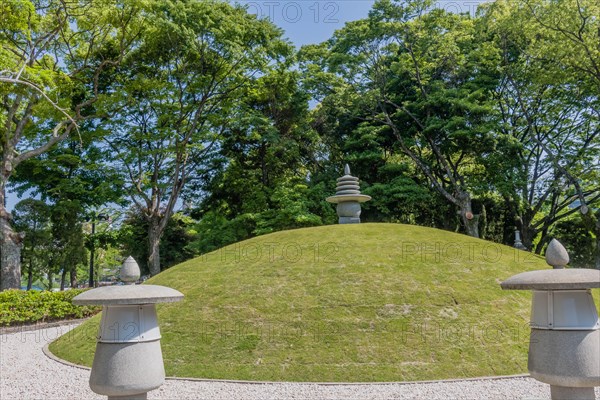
[326,164,371,224]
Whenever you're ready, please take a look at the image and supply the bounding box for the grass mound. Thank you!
[50,223,580,382]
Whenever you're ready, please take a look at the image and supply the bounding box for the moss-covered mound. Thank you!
[50,223,565,382]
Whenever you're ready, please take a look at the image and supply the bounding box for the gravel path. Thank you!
[1,323,597,399]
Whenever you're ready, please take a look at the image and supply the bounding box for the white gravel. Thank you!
[1,323,598,399]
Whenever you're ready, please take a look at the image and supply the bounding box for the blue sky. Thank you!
[237,0,376,46]
[238,0,483,46]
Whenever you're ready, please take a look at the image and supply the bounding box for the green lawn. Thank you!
[50,223,595,382]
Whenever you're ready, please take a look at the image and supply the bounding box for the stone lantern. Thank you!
[73,256,183,400]
[326,164,371,224]
[513,229,527,250]
[500,239,600,400]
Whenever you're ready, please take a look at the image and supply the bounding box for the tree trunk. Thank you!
[0,181,24,290]
[479,203,487,240]
[60,269,66,291]
[595,236,600,269]
[534,226,552,255]
[595,219,600,269]
[148,219,161,276]
[47,271,53,290]
[461,212,479,238]
[516,213,537,251]
[457,192,479,238]
[27,260,33,290]
[70,268,77,289]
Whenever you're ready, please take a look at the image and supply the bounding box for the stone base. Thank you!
[336,202,361,224]
[528,329,600,387]
[550,386,595,400]
[339,217,360,224]
[90,340,165,397]
[108,394,148,400]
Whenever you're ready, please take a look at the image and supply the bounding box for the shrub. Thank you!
[0,289,100,326]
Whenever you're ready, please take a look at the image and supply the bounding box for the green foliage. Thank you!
[186,212,257,255]
[362,174,434,223]
[2,0,598,279]
[12,199,52,288]
[254,183,323,235]
[1,0,145,289]
[10,140,121,287]
[296,0,598,252]
[481,0,600,251]
[188,54,321,253]
[553,212,599,269]
[197,67,316,217]
[189,180,327,255]
[0,289,100,326]
[50,200,87,276]
[119,211,196,275]
[0,0,145,148]
[300,0,505,238]
[476,194,514,244]
[94,0,296,274]
[12,141,125,209]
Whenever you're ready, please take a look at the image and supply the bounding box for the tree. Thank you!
[101,0,294,275]
[12,137,125,287]
[197,65,319,220]
[483,0,600,251]
[50,199,86,289]
[301,0,503,237]
[300,54,450,228]
[12,199,51,289]
[119,210,195,275]
[0,0,143,289]
[553,211,599,268]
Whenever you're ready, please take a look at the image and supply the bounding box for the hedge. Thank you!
[0,289,100,326]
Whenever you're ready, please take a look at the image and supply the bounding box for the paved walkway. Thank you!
[1,323,593,399]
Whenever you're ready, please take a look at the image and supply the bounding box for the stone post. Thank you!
[326,164,371,224]
[513,229,527,250]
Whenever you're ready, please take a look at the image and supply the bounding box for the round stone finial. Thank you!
[545,239,569,269]
[120,256,141,284]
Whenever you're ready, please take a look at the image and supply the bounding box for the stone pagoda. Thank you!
[326,164,371,224]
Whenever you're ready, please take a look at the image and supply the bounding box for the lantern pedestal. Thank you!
[529,328,600,388]
[550,386,595,400]
[500,241,600,400]
[90,340,165,398]
[73,257,183,400]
